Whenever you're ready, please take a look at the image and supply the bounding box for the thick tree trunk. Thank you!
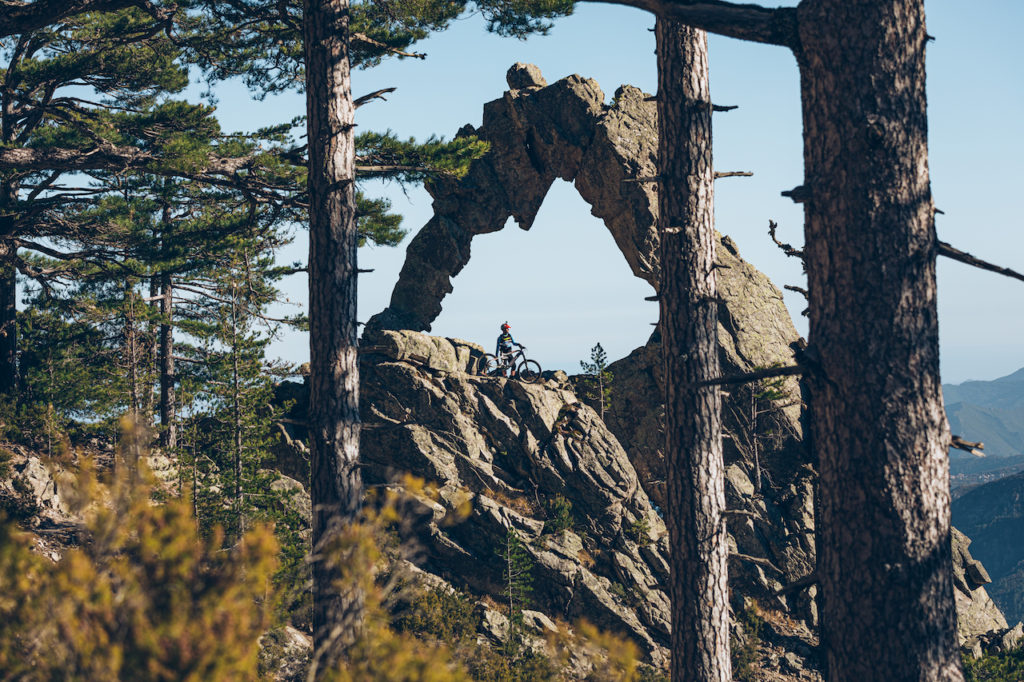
[796,1,962,679]
[656,20,731,682]
[158,205,175,449]
[159,269,175,449]
[0,238,16,396]
[304,0,363,670]
[0,181,18,396]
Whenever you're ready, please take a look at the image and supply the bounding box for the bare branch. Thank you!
[784,284,808,298]
[729,551,783,575]
[769,219,804,259]
[584,0,797,48]
[937,241,1024,284]
[950,435,984,458]
[774,572,818,597]
[698,364,802,387]
[712,104,739,112]
[351,32,426,59]
[355,164,431,174]
[713,170,752,179]
[354,87,396,109]
[781,185,810,203]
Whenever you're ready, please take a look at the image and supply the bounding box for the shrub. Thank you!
[397,587,480,645]
[542,494,574,535]
[963,646,1024,682]
[625,517,652,547]
[0,429,279,680]
[731,602,764,682]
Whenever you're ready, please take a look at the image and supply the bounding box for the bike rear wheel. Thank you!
[477,353,498,376]
[517,359,542,383]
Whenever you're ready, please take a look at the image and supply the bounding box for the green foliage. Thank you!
[357,130,490,182]
[495,528,534,660]
[397,587,481,645]
[579,342,613,419]
[625,517,652,547]
[634,665,669,682]
[463,644,556,682]
[962,647,1024,682]
[541,494,574,535]
[731,603,764,682]
[357,192,408,247]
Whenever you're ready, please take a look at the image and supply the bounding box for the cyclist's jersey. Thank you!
[496,332,518,356]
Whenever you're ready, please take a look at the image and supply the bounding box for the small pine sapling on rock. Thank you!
[579,342,613,420]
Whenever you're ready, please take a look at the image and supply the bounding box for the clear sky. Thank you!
[207,0,1024,384]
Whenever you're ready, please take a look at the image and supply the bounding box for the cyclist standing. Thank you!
[495,322,522,377]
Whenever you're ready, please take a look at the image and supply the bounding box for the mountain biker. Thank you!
[495,322,523,377]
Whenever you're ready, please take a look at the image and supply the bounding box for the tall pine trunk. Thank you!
[797,1,961,679]
[304,0,363,669]
[158,204,176,449]
[0,181,18,395]
[656,20,731,682]
[159,267,175,449]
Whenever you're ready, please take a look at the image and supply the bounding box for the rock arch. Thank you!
[363,63,803,424]
[365,63,662,334]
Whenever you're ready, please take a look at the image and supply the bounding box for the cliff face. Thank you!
[359,329,672,666]
[351,327,1014,677]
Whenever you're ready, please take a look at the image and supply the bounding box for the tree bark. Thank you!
[656,20,731,682]
[158,203,175,449]
[796,1,962,679]
[304,0,363,671]
[0,180,18,396]
[0,238,17,397]
[158,269,175,449]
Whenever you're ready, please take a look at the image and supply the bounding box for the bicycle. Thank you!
[476,346,542,383]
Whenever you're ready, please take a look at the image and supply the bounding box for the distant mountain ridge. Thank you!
[952,470,1024,626]
[944,368,1024,480]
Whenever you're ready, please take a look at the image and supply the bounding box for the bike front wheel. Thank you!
[477,353,498,376]
[517,359,542,383]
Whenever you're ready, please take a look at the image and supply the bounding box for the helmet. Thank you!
[501,322,510,332]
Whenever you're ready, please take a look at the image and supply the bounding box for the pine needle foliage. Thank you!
[579,342,613,420]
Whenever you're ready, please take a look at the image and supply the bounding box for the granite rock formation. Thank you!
[365,63,661,334]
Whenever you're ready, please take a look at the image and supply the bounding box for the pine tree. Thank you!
[579,342,613,420]
[495,528,534,658]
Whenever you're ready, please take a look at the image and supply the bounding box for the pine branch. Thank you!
[583,0,796,48]
[0,0,135,38]
[937,241,1024,284]
[351,32,426,59]
[950,435,984,457]
[697,363,802,387]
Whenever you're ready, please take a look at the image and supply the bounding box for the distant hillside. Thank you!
[944,368,1024,483]
[952,470,1024,626]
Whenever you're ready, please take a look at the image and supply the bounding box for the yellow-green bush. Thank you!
[0,425,279,681]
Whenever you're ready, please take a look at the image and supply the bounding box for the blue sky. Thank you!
[208,0,1023,384]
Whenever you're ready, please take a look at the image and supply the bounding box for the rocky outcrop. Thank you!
[353,329,1012,675]
[952,527,1010,646]
[365,64,662,334]
[353,62,1014,673]
[359,329,672,665]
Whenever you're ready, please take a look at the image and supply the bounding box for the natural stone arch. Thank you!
[365,63,661,334]
[363,63,803,418]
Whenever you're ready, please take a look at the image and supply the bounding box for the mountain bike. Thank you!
[476,347,542,383]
